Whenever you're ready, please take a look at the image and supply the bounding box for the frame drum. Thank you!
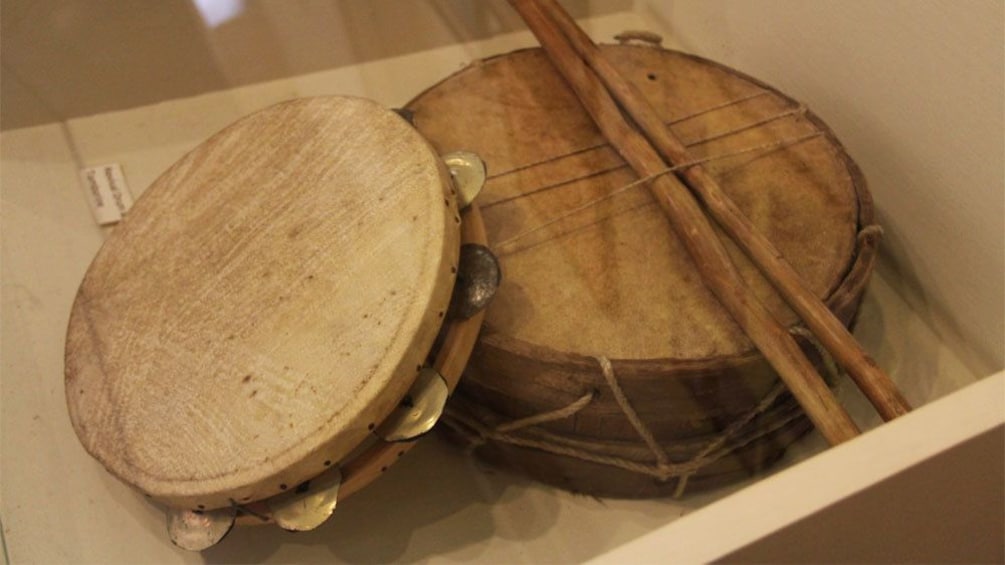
[407,44,879,497]
[65,96,495,547]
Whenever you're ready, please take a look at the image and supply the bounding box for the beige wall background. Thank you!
[0,0,630,129]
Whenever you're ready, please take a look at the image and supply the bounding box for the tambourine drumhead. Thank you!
[408,45,877,496]
[65,97,461,510]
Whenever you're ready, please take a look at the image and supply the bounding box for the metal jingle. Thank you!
[267,466,343,532]
[442,151,487,208]
[448,243,502,320]
[375,367,449,443]
[167,506,237,551]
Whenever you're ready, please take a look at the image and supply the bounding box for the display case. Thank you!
[2,1,1001,562]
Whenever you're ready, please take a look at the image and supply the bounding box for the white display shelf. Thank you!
[2,7,1001,564]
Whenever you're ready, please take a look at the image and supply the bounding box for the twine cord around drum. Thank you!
[595,356,671,473]
[442,381,794,492]
[685,105,806,148]
[442,330,849,496]
[447,168,870,496]
[495,392,594,433]
[493,131,823,252]
[483,102,812,212]
[449,392,594,452]
[667,90,770,124]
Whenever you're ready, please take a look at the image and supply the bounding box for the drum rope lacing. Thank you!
[442,324,850,497]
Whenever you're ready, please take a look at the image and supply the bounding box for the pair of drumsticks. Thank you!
[508,0,911,445]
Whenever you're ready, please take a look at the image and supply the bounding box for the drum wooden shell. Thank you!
[407,45,879,497]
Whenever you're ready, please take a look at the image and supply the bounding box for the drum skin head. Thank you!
[64,97,460,510]
[406,45,877,498]
[409,46,860,361]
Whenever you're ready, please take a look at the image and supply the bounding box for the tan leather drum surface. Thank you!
[65,97,460,509]
[407,45,875,497]
[410,46,858,360]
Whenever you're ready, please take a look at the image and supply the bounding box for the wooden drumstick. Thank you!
[532,0,911,422]
[508,0,861,445]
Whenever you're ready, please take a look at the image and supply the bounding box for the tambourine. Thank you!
[407,42,879,497]
[64,97,499,549]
